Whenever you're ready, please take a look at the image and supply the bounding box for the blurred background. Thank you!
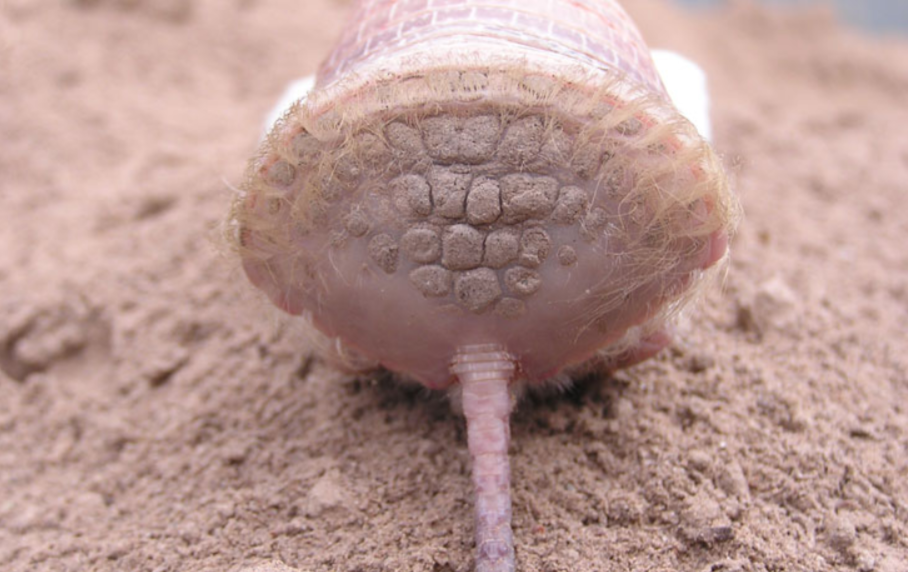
[675,0,908,34]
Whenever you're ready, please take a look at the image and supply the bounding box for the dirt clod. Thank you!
[454,268,501,313]
[483,229,520,269]
[557,245,577,266]
[551,185,589,224]
[409,265,452,298]
[344,207,371,237]
[367,233,399,274]
[400,226,441,264]
[442,224,485,270]
[518,228,552,267]
[422,114,501,164]
[390,174,432,218]
[504,267,542,297]
[500,173,559,223]
[466,176,502,225]
[386,121,427,163]
[498,115,545,166]
[427,166,471,219]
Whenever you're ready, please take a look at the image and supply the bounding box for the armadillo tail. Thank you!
[452,344,517,572]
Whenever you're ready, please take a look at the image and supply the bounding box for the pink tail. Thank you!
[452,345,517,572]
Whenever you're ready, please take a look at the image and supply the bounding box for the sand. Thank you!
[1,1,907,571]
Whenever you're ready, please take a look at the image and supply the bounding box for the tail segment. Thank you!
[452,345,517,572]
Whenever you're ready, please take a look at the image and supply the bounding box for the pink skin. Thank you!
[603,229,727,370]
[234,2,735,571]
[241,227,728,381]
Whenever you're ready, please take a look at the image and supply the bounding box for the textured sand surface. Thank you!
[1,1,907,571]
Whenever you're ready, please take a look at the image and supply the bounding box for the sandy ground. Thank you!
[1,0,907,571]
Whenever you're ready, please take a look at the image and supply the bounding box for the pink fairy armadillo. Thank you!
[227,0,738,570]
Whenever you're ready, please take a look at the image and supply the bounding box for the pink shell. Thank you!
[319,0,667,97]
